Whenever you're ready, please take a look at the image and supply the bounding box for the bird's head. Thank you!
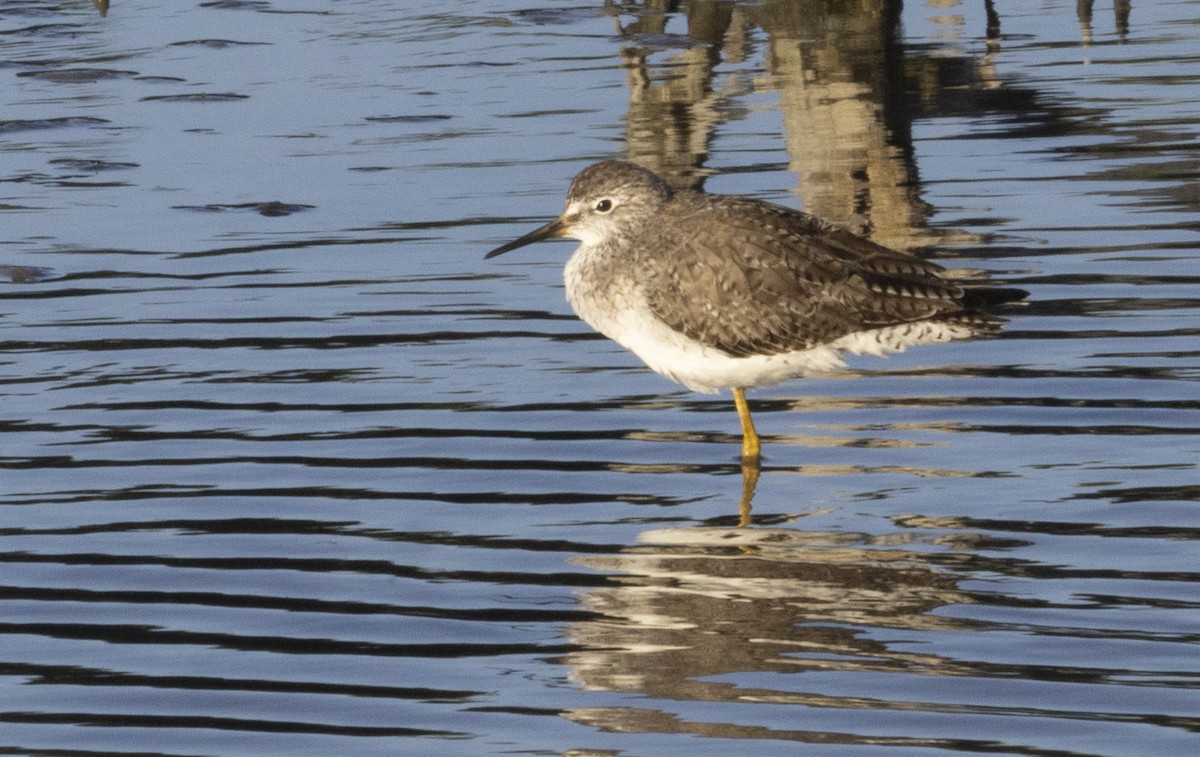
[485,160,672,258]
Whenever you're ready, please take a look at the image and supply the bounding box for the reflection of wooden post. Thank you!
[1077,0,1096,45]
[1077,0,1131,47]
[1115,0,1131,40]
[757,1,933,252]
[619,4,750,191]
[618,0,966,250]
[623,45,726,192]
[93,0,109,16]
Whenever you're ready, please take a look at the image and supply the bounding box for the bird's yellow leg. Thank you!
[732,387,761,465]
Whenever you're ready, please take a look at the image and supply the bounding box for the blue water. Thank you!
[2,1,1198,755]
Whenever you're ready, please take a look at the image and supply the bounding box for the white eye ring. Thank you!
[594,198,614,213]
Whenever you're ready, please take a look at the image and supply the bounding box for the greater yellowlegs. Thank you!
[487,160,1025,464]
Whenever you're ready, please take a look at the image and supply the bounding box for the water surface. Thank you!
[2,1,1198,755]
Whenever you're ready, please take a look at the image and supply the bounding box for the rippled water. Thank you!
[2,1,1198,755]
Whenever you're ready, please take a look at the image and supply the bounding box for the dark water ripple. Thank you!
[2,1,1200,756]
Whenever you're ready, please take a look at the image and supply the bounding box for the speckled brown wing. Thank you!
[636,193,974,358]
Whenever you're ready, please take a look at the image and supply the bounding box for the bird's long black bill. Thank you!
[485,218,566,259]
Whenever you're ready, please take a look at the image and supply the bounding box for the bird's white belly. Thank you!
[606,303,848,393]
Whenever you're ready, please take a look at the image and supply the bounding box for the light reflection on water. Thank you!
[1,1,1198,756]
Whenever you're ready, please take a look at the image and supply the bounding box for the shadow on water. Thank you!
[1,0,1199,755]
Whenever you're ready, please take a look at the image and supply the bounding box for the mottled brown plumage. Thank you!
[638,191,978,358]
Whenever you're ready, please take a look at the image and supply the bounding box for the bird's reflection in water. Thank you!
[563,514,987,740]
[736,461,759,527]
[616,424,984,529]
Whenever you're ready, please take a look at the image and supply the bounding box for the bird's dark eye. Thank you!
[594,199,614,213]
